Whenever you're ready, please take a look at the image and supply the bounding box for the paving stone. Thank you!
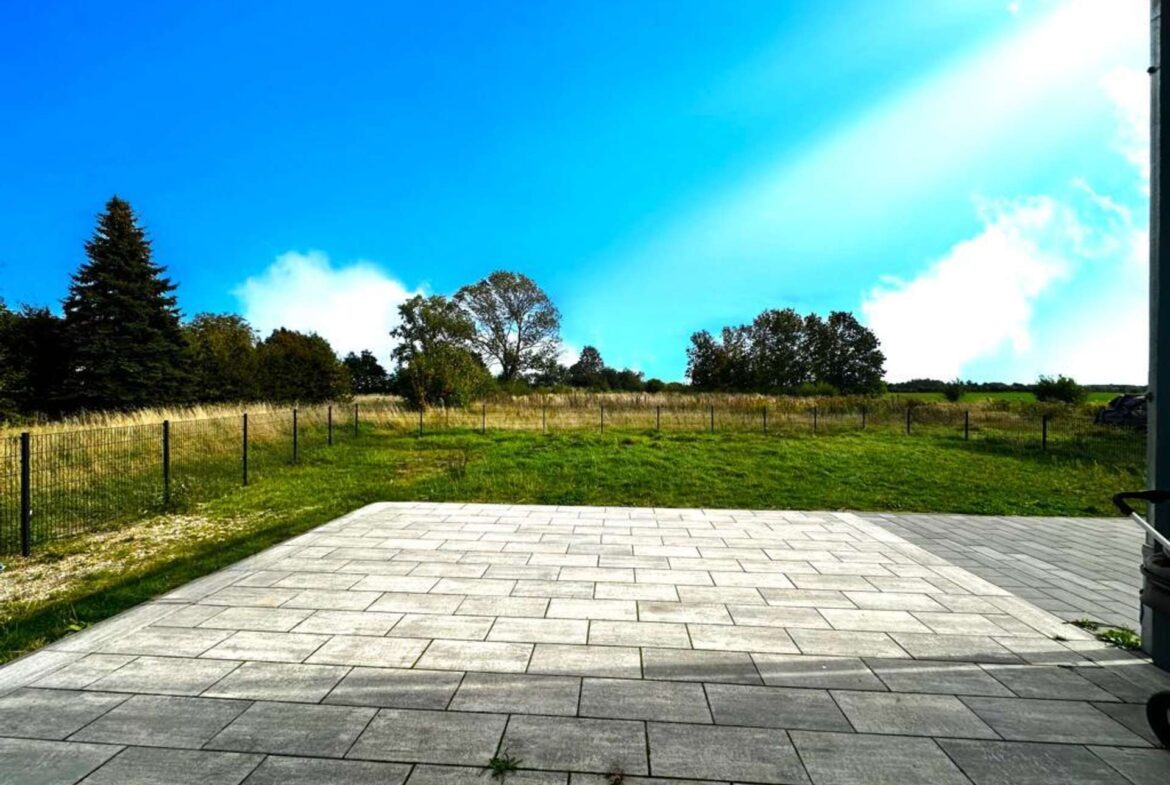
[647,721,808,783]
[832,690,998,738]
[208,701,375,757]
[820,609,932,634]
[641,648,760,684]
[785,628,907,658]
[503,715,648,775]
[579,677,710,722]
[705,683,851,731]
[367,592,464,614]
[1092,700,1163,746]
[595,582,680,601]
[32,654,135,689]
[348,708,506,765]
[687,623,798,654]
[349,575,439,592]
[961,696,1149,745]
[202,631,329,663]
[527,644,642,678]
[95,626,232,657]
[413,765,566,784]
[71,694,249,748]
[306,635,428,668]
[865,658,1013,697]
[324,666,461,709]
[980,664,1117,701]
[636,602,732,624]
[89,655,241,695]
[839,591,945,612]
[890,633,1021,663]
[240,755,411,785]
[290,609,403,636]
[939,739,1126,785]
[488,617,589,644]
[0,688,127,739]
[457,596,549,617]
[791,730,970,785]
[570,777,715,785]
[199,606,315,632]
[281,589,383,611]
[0,737,120,785]
[272,571,365,590]
[1088,746,1170,785]
[677,586,765,604]
[547,598,638,621]
[589,621,691,648]
[388,614,494,640]
[203,587,300,607]
[203,661,348,702]
[79,746,263,785]
[451,672,580,715]
[759,588,857,608]
[753,653,885,690]
[155,604,227,626]
[414,639,532,672]
[725,605,829,629]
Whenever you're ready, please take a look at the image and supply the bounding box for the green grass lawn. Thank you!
[885,391,1121,403]
[0,427,1142,664]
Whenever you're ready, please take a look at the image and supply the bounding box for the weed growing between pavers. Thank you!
[1070,619,1143,650]
[487,749,522,781]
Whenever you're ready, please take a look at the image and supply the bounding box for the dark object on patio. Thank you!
[1095,394,1148,428]
[1112,490,1170,748]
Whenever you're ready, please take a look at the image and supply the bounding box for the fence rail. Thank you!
[0,401,1144,555]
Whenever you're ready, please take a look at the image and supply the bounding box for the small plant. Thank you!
[1096,626,1142,650]
[605,766,626,785]
[942,378,965,403]
[1035,374,1086,404]
[1070,618,1101,631]
[486,749,522,781]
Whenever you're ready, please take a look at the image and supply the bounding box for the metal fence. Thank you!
[0,404,361,556]
[0,400,1144,555]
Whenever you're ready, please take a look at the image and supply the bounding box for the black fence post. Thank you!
[19,431,30,557]
[328,405,333,446]
[1042,414,1049,450]
[292,408,299,464]
[418,407,424,437]
[812,406,818,434]
[542,401,547,433]
[709,405,714,433]
[242,413,249,486]
[353,403,359,437]
[964,410,970,441]
[763,406,768,434]
[481,402,486,435]
[905,405,912,435]
[162,420,170,508]
[600,404,605,433]
[656,405,661,431]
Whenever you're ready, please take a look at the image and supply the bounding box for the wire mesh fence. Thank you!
[0,399,1147,555]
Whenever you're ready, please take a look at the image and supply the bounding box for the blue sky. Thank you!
[0,0,1149,383]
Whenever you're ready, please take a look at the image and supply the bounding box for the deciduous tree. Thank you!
[455,271,561,382]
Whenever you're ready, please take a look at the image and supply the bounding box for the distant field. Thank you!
[886,391,1122,404]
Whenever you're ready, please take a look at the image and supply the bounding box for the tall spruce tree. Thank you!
[63,197,188,409]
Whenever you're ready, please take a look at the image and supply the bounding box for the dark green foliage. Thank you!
[456,271,561,382]
[603,367,645,392]
[62,197,189,409]
[343,350,391,394]
[942,378,966,403]
[1035,375,1086,404]
[183,313,259,402]
[644,378,666,393]
[0,304,71,416]
[568,346,605,388]
[255,328,349,402]
[487,749,523,781]
[687,308,884,395]
[391,295,490,406]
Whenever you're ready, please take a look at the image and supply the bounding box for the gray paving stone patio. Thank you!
[0,502,1168,784]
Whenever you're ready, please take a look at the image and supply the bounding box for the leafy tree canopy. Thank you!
[456,271,561,382]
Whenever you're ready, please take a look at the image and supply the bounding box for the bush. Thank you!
[942,379,965,403]
[1034,375,1086,404]
[644,378,666,393]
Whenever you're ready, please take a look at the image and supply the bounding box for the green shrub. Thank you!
[1035,375,1086,404]
[942,379,965,403]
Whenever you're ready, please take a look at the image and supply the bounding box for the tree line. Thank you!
[0,195,899,418]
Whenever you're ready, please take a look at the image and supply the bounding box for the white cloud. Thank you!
[861,198,1073,381]
[1101,66,1150,193]
[234,250,420,364]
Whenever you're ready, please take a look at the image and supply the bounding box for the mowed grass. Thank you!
[0,427,1140,663]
